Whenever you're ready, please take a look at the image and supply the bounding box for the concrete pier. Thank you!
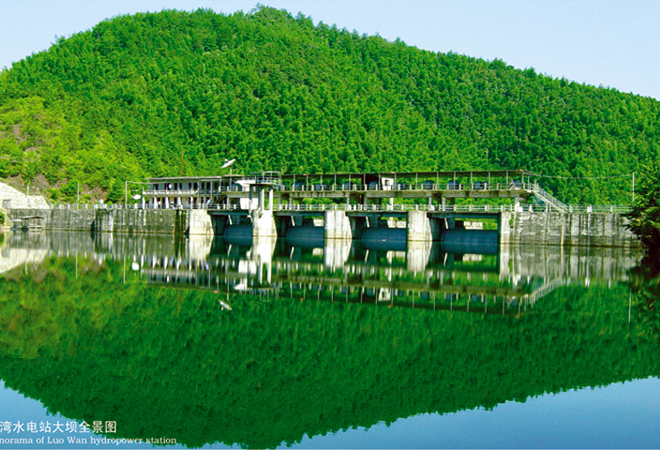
[324,210,352,240]
[250,209,277,238]
[406,210,443,243]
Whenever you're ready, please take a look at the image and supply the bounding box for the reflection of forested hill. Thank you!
[0,256,658,449]
[1,7,659,203]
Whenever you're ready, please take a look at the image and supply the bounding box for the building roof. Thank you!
[146,169,530,183]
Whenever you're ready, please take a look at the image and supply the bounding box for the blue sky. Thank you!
[2,0,659,100]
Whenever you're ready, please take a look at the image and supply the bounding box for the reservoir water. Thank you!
[0,231,659,449]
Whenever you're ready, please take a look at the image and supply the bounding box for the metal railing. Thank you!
[565,205,631,213]
[530,184,568,212]
[47,200,631,215]
[145,189,198,196]
[207,202,632,214]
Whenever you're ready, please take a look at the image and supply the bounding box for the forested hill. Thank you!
[0,7,658,203]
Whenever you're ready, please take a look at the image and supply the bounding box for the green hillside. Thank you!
[0,6,658,203]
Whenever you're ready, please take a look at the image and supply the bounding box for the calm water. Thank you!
[0,230,659,449]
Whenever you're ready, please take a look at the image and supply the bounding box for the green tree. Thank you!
[106,179,125,204]
[59,179,80,203]
[626,163,660,255]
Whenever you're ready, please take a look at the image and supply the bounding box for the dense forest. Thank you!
[0,7,659,204]
[0,254,659,448]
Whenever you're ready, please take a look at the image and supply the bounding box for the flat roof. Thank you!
[145,169,529,182]
[280,170,527,179]
[146,174,247,182]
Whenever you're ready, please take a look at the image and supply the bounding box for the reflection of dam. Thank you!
[2,230,641,314]
[141,232,639,314]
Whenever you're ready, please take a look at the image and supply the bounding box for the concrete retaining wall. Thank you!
[94,209,187,235]
[5,207,640,247]
[0,182,50,210]
[500,211,638,247]
[7,208,208,236]
[8,208,96,231]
